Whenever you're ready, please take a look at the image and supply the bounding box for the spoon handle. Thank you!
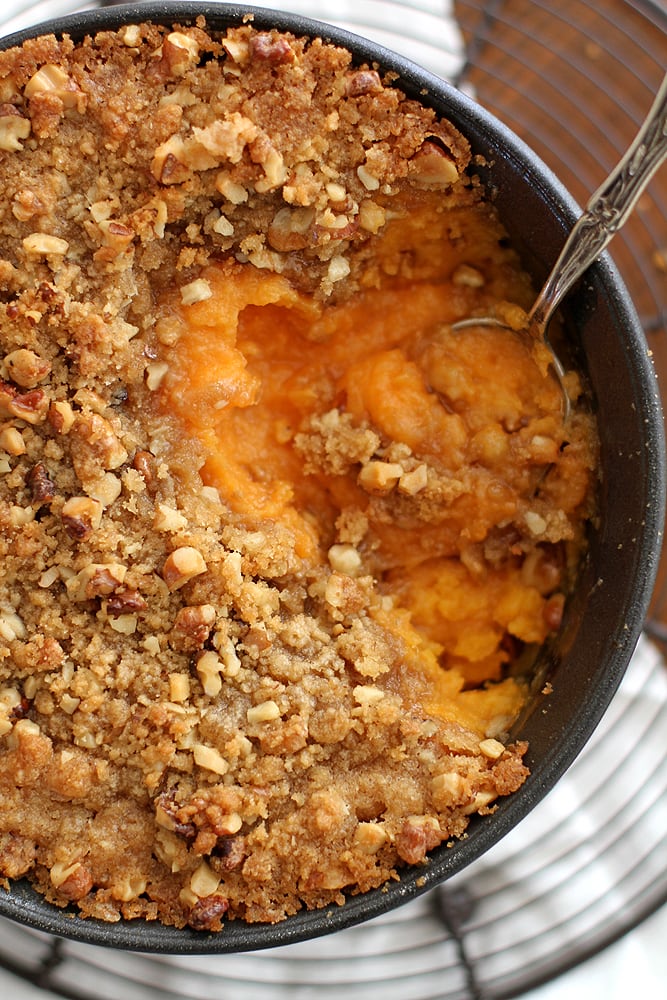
[530,70,667,332]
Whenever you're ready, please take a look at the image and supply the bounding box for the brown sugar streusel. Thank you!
[0,19,598,929]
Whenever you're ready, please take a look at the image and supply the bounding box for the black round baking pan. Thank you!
[0,1,664,954]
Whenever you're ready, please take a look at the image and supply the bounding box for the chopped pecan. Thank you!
[61,496,102,538]
[170,604,216,652]
[250,32,295,64]
[47,399,75,434]
[267,206,315,252]
[187,894,229,932]
[66,562,126,602]
[155,794,196,839]
[132,450,158,493]
[24,64,84,110]
[74,412,128,471]
[162,547,207,591]
[0,103,30,151]
[0,380,16,415]
[151,136,190,185]
[395,816,443,864]
[55,863,94,901]
[4,348,51,388]
[8,388,49,425]
[28,462,56,505]
[217,835,246,871]
[408,140,459,187]
[161,31,200,76]
[9,695,31,721]
[105,587,147,617]
[345,69,383,97]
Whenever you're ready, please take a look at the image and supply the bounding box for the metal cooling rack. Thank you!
[0,2,666,999]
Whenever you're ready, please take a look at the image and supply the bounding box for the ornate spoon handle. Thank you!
[530,70,667,333]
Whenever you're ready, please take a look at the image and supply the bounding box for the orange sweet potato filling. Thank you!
[157,196,582,734]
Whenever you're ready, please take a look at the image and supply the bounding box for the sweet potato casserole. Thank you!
[0,20,598,929]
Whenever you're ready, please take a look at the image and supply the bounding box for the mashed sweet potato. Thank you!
[0,19,598,929]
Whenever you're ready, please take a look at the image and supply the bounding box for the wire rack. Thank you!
[0,2,666,999]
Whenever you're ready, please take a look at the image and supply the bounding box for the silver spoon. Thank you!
[453,70,667,422]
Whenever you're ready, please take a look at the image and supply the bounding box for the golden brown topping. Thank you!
[345,69,383,97]
[0,21,595,932]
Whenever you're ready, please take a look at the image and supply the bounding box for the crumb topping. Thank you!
[0,20,598,930]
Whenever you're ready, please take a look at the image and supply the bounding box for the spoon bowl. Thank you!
[453,69,667,423]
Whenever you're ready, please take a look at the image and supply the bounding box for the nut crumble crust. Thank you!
[0,21,597,929]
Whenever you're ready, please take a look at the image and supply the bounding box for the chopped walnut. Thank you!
[27,462,56,505]
[105,588,147,617]
[358,460,404,494]
[171,604,216,652]
[65,562,127,602]
[61,496,103,538]
[24,64,85,111]
[47,400,75,434]
[162,32,200,76]
[0,105,31,152]
[4,349,51,389]
[22,233,69,257]
[409,141,459,187]
[162,546,208,591]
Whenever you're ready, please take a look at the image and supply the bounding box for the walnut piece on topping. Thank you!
[358,460,404,495]
[48,400,75,435]
[162,31,200,76]
[4,349,51,389]
[22,233,69,257]
[267,206,316,252]
[162,547,208,591]
[249,32,295,65]
[172,604,216,652]
[0,104,30,151]
[24,64,85,111]
[27,462,56,505]
[409,141,459,187]
[65,562,127,602]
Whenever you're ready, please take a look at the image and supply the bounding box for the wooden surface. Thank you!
[455,0,667,642]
